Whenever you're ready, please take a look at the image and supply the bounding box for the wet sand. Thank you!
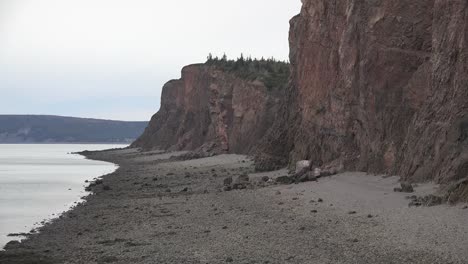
[1,148,467,264]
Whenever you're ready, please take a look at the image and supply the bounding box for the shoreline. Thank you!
[1,148,467,263]
[0,145,122,252]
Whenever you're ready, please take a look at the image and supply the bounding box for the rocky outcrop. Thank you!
[132,64,281,154]
[255,0,468,200]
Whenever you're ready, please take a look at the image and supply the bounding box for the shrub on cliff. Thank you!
[206,54,290,91]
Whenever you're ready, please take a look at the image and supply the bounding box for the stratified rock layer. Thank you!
[132,64,280,154]
[255,0,468,200]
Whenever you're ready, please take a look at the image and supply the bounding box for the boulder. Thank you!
[400,182,414,193]
[296,172,317,183]
[232,183,246,190]
[223,177,233,186]
[295,160,311,173]
[276,176,293,184]
[237,174,250,183]
[313,168,321,177]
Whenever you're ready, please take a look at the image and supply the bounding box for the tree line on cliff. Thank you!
[206,53,290,91]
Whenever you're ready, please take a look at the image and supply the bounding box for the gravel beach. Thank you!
[1,149,467,264]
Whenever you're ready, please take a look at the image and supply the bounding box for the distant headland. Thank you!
[0,115,148,144]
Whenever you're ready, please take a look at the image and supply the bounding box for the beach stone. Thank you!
[276,176,293,184]
[313,168,322,177]
[424,195,444,206]
[409,194,444,207]
[261,176,270,182]
[237,174,250,183]
[232,183,246,190]
[409,200,422,207]
[295,160,311,173]
[95,179,103,185]
[400,182,414,193]
[297,172,317,183]
[320,170,334,177]
[223,177,233,186]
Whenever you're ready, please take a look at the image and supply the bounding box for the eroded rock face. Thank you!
[255,0,468,200]
[132,64,280,154]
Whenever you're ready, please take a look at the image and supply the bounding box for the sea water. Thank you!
[0,144,124,248]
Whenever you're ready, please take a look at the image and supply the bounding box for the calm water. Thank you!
[0,144,125,248]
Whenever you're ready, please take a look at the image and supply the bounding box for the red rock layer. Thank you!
[132,64,280,154]
[255,0,468,200]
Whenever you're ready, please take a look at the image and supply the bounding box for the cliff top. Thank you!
[205,54,290,91]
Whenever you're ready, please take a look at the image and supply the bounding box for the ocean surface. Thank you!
[0,144,125,248]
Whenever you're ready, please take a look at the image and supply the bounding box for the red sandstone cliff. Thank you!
[255,0,468,201]
[132,63,281,154]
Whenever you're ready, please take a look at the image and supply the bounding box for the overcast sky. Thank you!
[0,0,302,121]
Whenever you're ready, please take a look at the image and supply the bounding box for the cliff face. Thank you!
[132,64,280,154]
[255,0,468,199]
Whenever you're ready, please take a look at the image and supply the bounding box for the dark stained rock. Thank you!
[232,183,246,190]
[409,195,445,207]
[223,177,233,186]
[400,182,414,193]
[237,174,250,183]
[296,172,317,183]
[275,176,293,185]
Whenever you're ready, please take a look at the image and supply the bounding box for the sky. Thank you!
[0,0,302,121]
